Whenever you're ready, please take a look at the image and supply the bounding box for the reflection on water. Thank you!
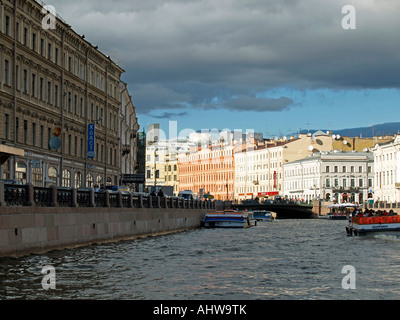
[1,219,400,299]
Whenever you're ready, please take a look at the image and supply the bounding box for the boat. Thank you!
[346,215,400,236]
[321,203,359,220]
[202,210,256,228]
[253,210,276,221]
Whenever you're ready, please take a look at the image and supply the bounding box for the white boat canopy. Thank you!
[327,203,359,208]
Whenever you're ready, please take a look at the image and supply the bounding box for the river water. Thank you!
[1,218,400,300]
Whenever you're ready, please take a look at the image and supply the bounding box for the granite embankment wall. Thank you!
[0,206,209,258]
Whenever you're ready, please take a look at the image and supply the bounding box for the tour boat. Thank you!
[322,203,359,220]
[346,215,400,236]
[253,210,276,221]
[202,210,256,228]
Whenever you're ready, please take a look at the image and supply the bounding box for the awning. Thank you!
[0,145,25,165]
[258,192,279,197]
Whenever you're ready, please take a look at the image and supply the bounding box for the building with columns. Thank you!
[283,151,374,204]
[0,0,131,188]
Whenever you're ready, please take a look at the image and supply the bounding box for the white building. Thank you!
[372,135,400,202]
[283,151,374,204]
[119,82,140,188]
[234,142,285,201]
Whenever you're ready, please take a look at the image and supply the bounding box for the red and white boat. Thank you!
[346,215,400,236]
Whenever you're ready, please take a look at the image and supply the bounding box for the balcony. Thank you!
[331,186,360,193]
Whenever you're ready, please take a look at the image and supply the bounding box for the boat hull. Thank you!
[203,211,255,228]
[346,216,400,236]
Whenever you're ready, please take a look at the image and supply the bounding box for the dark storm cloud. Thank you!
[50,0,400,113]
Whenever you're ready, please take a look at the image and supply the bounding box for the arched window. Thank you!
[48,167,57,185]
[75,171,82,189]
[87,173,94,188]
[96,174,103,187]
[62,169,71,187]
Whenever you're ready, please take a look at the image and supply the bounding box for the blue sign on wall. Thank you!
[87,123,95,159]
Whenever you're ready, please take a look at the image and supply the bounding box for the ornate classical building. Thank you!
[0,0,130,188]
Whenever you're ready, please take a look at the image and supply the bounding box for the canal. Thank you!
[1,218,400,300]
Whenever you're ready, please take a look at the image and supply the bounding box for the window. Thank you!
[54,85,58,106]
[31,74,36,96]
[40,38,44,55]
[359,166,363,173]
[32,123,36,146]
[326,178,331,188]
[47,43,52,60]
[23,69,27,93]
[74,172,82,189]
[40,78,43,100]
[15,161,27,184]
[325,166,329,173]
[74,95,77,114]
[40,125,44,148]
[48,167,57,185]
[16,117,19,142]
[47,81,51,104]
[4,60,9,86]
[74,136,78,156]
[5,16,10,35]
[342,166,346,173]
[62,169,71,187]
[68,134,72,155]
[32,33,37,51]
[334,166,338,173]
[32,168,43,187]
[23,120,28,144]
[4,114,9,140]
[23,27,28,45]
[359,179,363,188]
[68,92,71,112]
[86,173,94,188]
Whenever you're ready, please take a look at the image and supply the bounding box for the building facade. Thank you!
[119,81,140,189]
[283,151,374,204]
[0,0,126,188]
[178,141,235,201]
[372,135,400,202]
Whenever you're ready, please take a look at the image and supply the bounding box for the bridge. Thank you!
[232,202,315,219]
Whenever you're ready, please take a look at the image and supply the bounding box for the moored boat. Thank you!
[322,203,359,220]
[202,210,256,228]
[253,210,276,221]
[346,215,400,236]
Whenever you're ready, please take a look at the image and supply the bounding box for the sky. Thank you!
[48,0,400,139]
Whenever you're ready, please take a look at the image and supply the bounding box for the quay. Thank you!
[0,182,215,258]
